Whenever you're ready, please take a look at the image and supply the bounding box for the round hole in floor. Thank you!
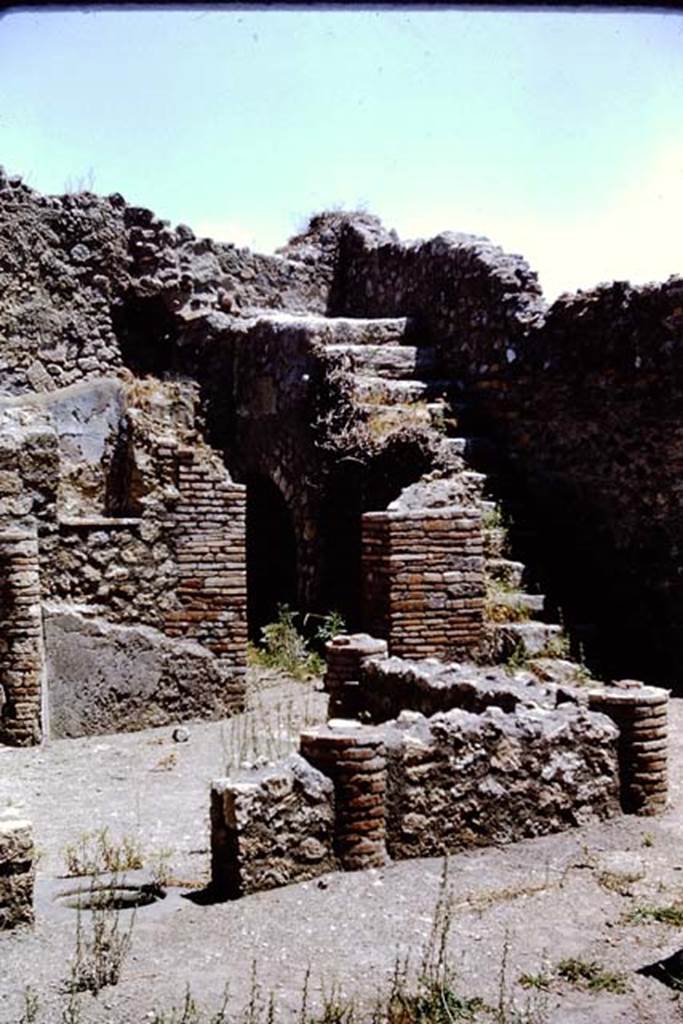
[54,881,166,911]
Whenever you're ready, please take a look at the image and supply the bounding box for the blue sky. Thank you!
[1,6,681,298]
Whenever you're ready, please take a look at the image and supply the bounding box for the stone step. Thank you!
[362,402,439,437]
[491,622,566,661]
[486,558,526,588]
[479,499,498,516]
[326,344,439,380]
[441,436,468,458]
[355,377,452,405]
[487,590,545,618]
[258,312,418,346]
[483,526,508,558]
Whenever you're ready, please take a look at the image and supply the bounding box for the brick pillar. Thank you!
[324,633,388,717]
[589,681,669,816]
[0,817,34,929]
[164,447,247,707]
[300,721,388,871]
[361,507,485,661]
[0,527,44,747]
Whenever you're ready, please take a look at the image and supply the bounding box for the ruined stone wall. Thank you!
[211,754,335,898]
[47,517,176,626]
[327,216,683,687]
[0,171,335,402]
[383,704,620,859]
[0,174,128,395]
[476,279,683,686]
[0,817,34,929]
[210,704,621,897]
[330,220,546,372]
[361,507,485,660]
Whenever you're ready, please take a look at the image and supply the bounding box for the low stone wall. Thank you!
[325,642,671,818]
[383,705,620,859]
[336,654,585,725]
[0,817,34,930]
[210,691,623,897]
[210,754,335,898]
[361,507,485,660]
[0,527,44,747]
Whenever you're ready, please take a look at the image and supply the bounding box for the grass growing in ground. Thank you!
[19,858,556,1023]
[554,958,629,995]
[221,692,324,777]
[622,901,683,927]
[248,605,346,681]
[62,828,143,877]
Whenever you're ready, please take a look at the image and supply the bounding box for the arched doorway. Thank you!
[246,474,298,640]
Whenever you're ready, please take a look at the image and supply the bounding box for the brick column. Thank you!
[0,817,34,929]
[300,721,388,870]
[0,527,44,747]
[324,633,388,717]
[361,507,485,661]
[164,447,247,703]
[589,681,669,816]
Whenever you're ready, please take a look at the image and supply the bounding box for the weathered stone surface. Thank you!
[383,703,620,859]
[352,654,583,725]
[211,754,335,898]
[44,607,244,737]
[0,818,34,929]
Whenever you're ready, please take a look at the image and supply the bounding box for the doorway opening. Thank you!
[246,474,298,641]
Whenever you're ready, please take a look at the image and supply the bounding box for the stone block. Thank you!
[211,754,335,898]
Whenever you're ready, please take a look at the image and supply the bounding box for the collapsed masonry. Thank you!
[0,168,678,899]
[211,638,669,898]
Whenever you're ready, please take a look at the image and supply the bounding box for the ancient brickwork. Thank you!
[361,507,485,660]
[164,446,247,692]
[0,528,44,747]
[589,682,669,816]
[210,754,335,898]
[0,817,34,930]
[300,722,389,871]
[324,633,388,717]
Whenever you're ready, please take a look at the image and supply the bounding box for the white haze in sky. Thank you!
[1,7,681,300]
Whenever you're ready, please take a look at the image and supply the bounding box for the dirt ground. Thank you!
[2,670,683,1023]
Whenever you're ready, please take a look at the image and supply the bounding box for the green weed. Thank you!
[555,958,628,994]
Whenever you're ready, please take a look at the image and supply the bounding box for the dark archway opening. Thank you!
[246,474,298,640]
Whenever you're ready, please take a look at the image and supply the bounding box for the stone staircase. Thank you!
[319,314,571,669]
[323,316,453,436]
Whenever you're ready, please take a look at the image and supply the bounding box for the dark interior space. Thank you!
[460,398,678,689]
[246,474,298,640]
[111,294,179,376]
[104,418,144,517]
[320,432,440,630]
